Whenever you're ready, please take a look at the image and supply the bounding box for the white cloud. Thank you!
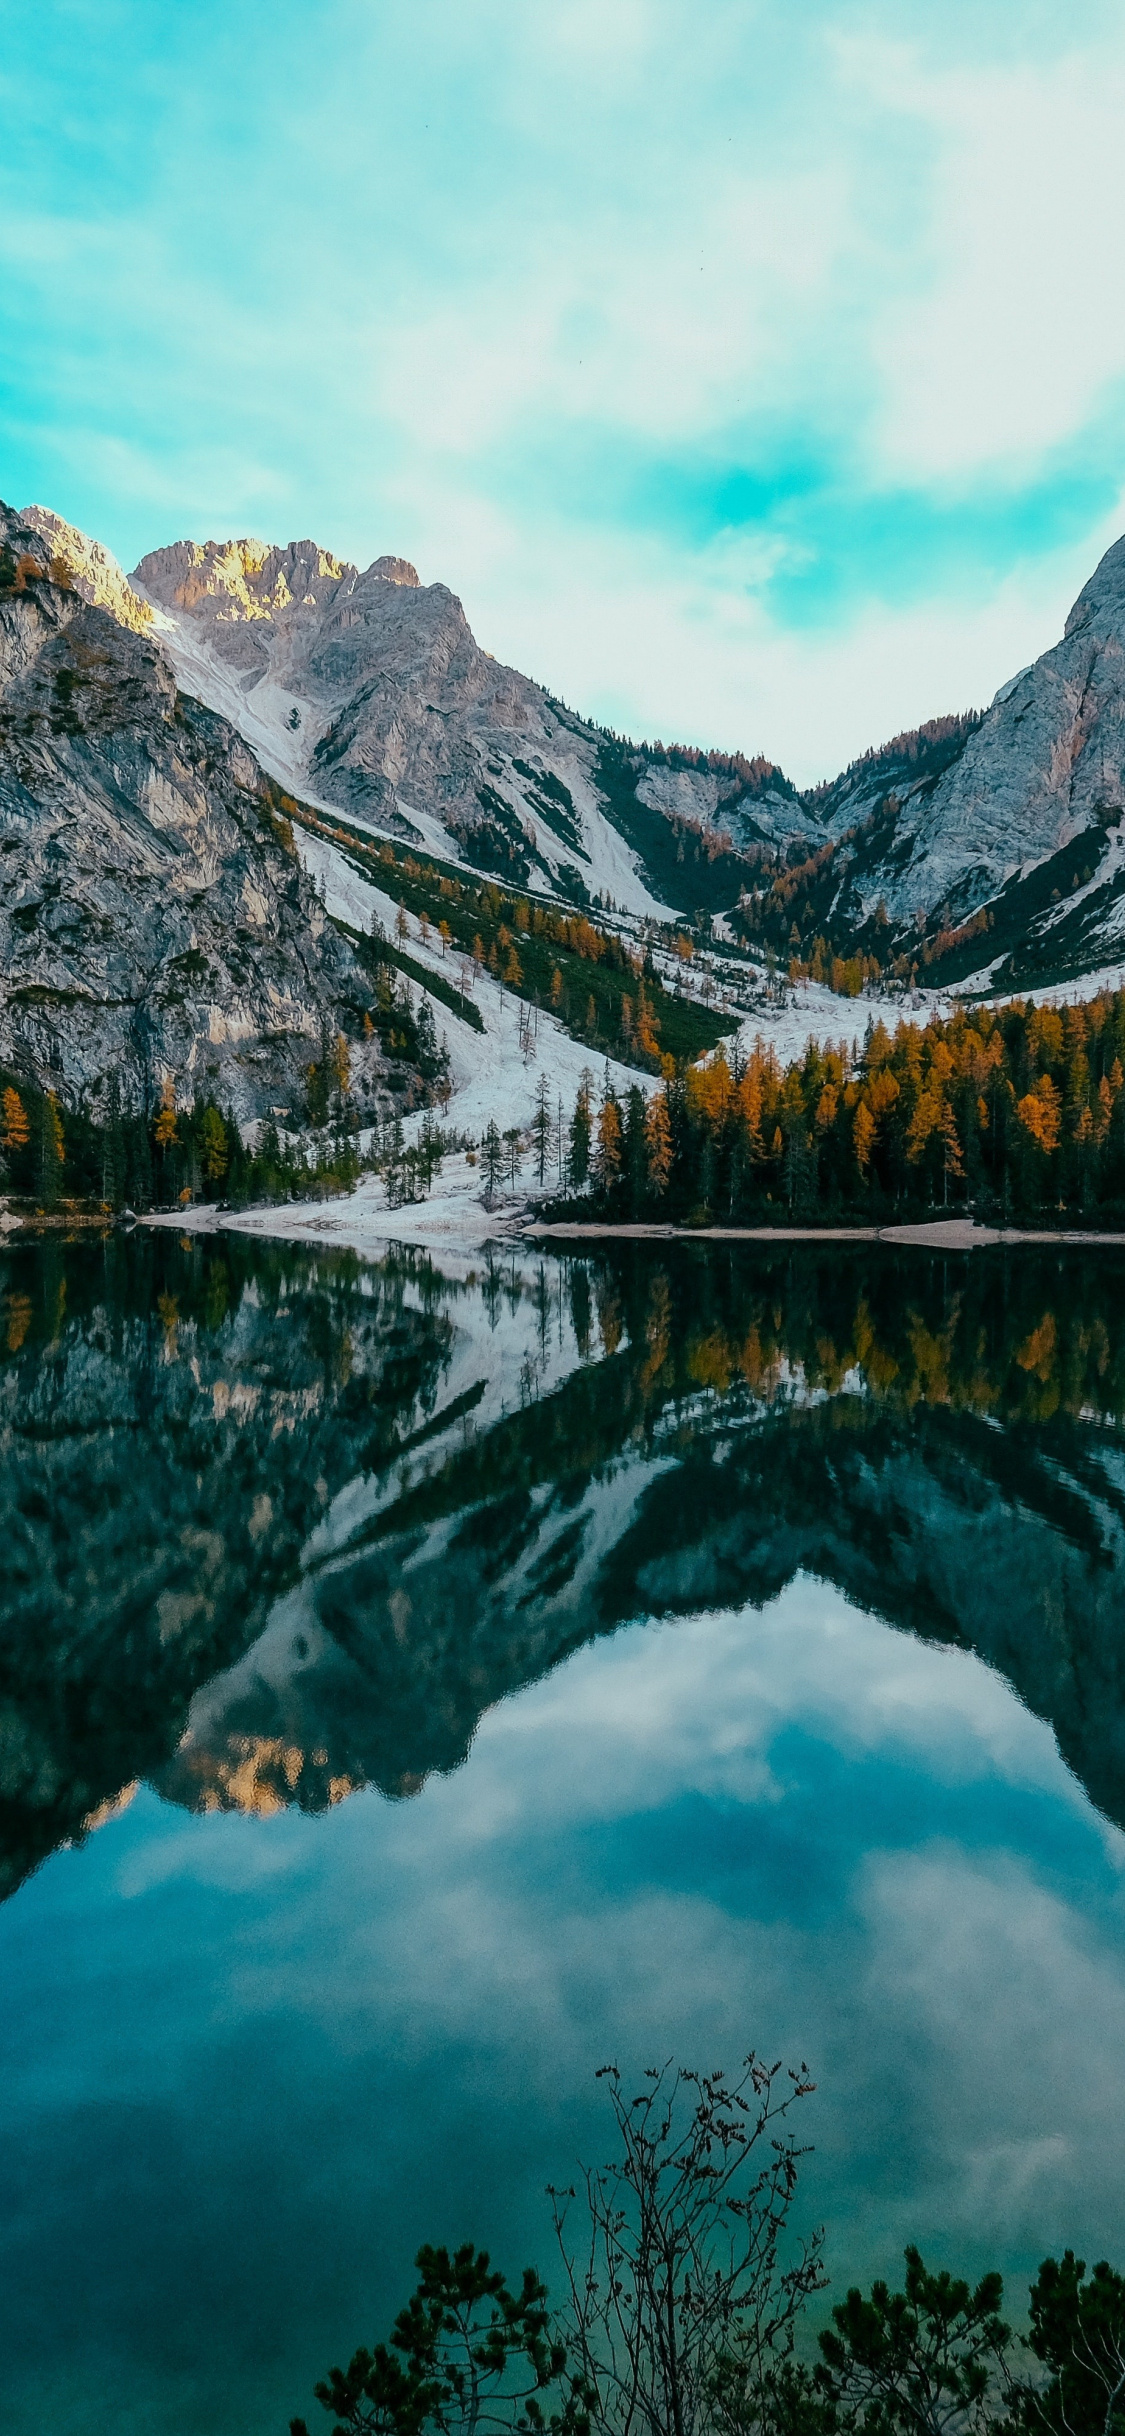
[845,36,1125,482]
[8,4,1125,772]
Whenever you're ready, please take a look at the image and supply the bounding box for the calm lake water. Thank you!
[2,1231,1125,2436]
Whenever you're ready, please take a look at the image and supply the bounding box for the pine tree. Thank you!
[532,1073,552,1188]
[481,1119,503,1204]
[101,1074,125,1209]
[624,1086,647,1214]
[199,1105,229,1186]
[37,1090,64,1209]
[568,1074,593,1190]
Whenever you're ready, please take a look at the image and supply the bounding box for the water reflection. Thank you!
[4,1233,1125,2436]
[4,1236,1125,1893]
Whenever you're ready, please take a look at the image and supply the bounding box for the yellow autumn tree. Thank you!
[645,1091,673,1193]
[1,1086,29,1154]
[1016,1073,1062,1154]
[199,1107,228,1183]
[595,1096,623,1189]
[853,1100,876,1175]
[905,1089,942,1162]
[154,1080,178,1148]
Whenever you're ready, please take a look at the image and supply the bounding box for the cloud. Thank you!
[4,2,1125,774]
[7,1573,1125,2430]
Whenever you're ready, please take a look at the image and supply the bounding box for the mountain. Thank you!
[0,504,391,1123]
[22,511,814,912]
[20,495,1125,1002]
[128,530,673,910]
[117,519,1125,983]
[769,540,1125,989]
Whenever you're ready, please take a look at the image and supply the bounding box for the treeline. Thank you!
[0,950,455,1215]
[556,991,1125,1224]
[289,2053,1125,2436]
[639,738,798,798]
[554,1244,1125,1429]
[806,708,985,800]
[283,790,731,1067]
[0,1070,370,1213]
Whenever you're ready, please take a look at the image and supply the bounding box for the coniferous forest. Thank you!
[558,990,1125,1226]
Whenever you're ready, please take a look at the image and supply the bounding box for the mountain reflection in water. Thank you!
[3,1229,1125,1896]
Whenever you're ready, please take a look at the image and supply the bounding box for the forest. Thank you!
[559,990,1125,1224]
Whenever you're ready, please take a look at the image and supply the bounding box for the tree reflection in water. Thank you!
[3,1231,1125,1897]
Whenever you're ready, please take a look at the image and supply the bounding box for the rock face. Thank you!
[878,539,1125,921]
[131,532,690,910]
[810,544,1125,982]
[0,504,385,1122]
[133,509,1125,968]
[19,502,154,635]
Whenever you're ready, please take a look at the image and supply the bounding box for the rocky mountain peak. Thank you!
[369,554,420,587]
[1063,530,1125,638]
[19,503,154,634]
[132,534,358,628]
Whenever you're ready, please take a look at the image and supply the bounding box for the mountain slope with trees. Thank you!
[20,496,1125,1045]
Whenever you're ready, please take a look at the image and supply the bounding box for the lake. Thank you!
[2,1230,1125,2436]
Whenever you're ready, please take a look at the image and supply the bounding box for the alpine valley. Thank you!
[7,492,1125,1140]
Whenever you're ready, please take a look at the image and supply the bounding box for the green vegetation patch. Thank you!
[282,791,733,1069]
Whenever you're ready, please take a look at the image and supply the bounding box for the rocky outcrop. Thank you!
[19,502,154,634]
[0,503,387,1122]
[129,529,690,909]
[634,752,818,853]
[879,539,1125,922]
[809,546,1125,981]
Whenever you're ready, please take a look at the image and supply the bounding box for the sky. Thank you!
[4,0,1125,782]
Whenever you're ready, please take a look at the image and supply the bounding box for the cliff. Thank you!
[0,504,388,1123]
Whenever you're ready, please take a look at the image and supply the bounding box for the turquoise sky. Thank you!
[4,0,1125,779]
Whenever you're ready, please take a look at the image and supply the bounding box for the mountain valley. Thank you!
[9,491,1125,1150]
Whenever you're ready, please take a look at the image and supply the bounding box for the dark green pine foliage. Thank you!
[290,2244,576,2436]
[1020,2252,1125,2436]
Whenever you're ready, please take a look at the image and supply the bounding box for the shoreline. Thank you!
[523,1218,1125,1249]
[127,1198,1125,1261]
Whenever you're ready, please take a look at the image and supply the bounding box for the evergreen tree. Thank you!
[481,1120,503,1203]
[37,1089,64,1209]
[101,1074,125,1209]
[568,1073,593,1191]
[532,1072,552,1188]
